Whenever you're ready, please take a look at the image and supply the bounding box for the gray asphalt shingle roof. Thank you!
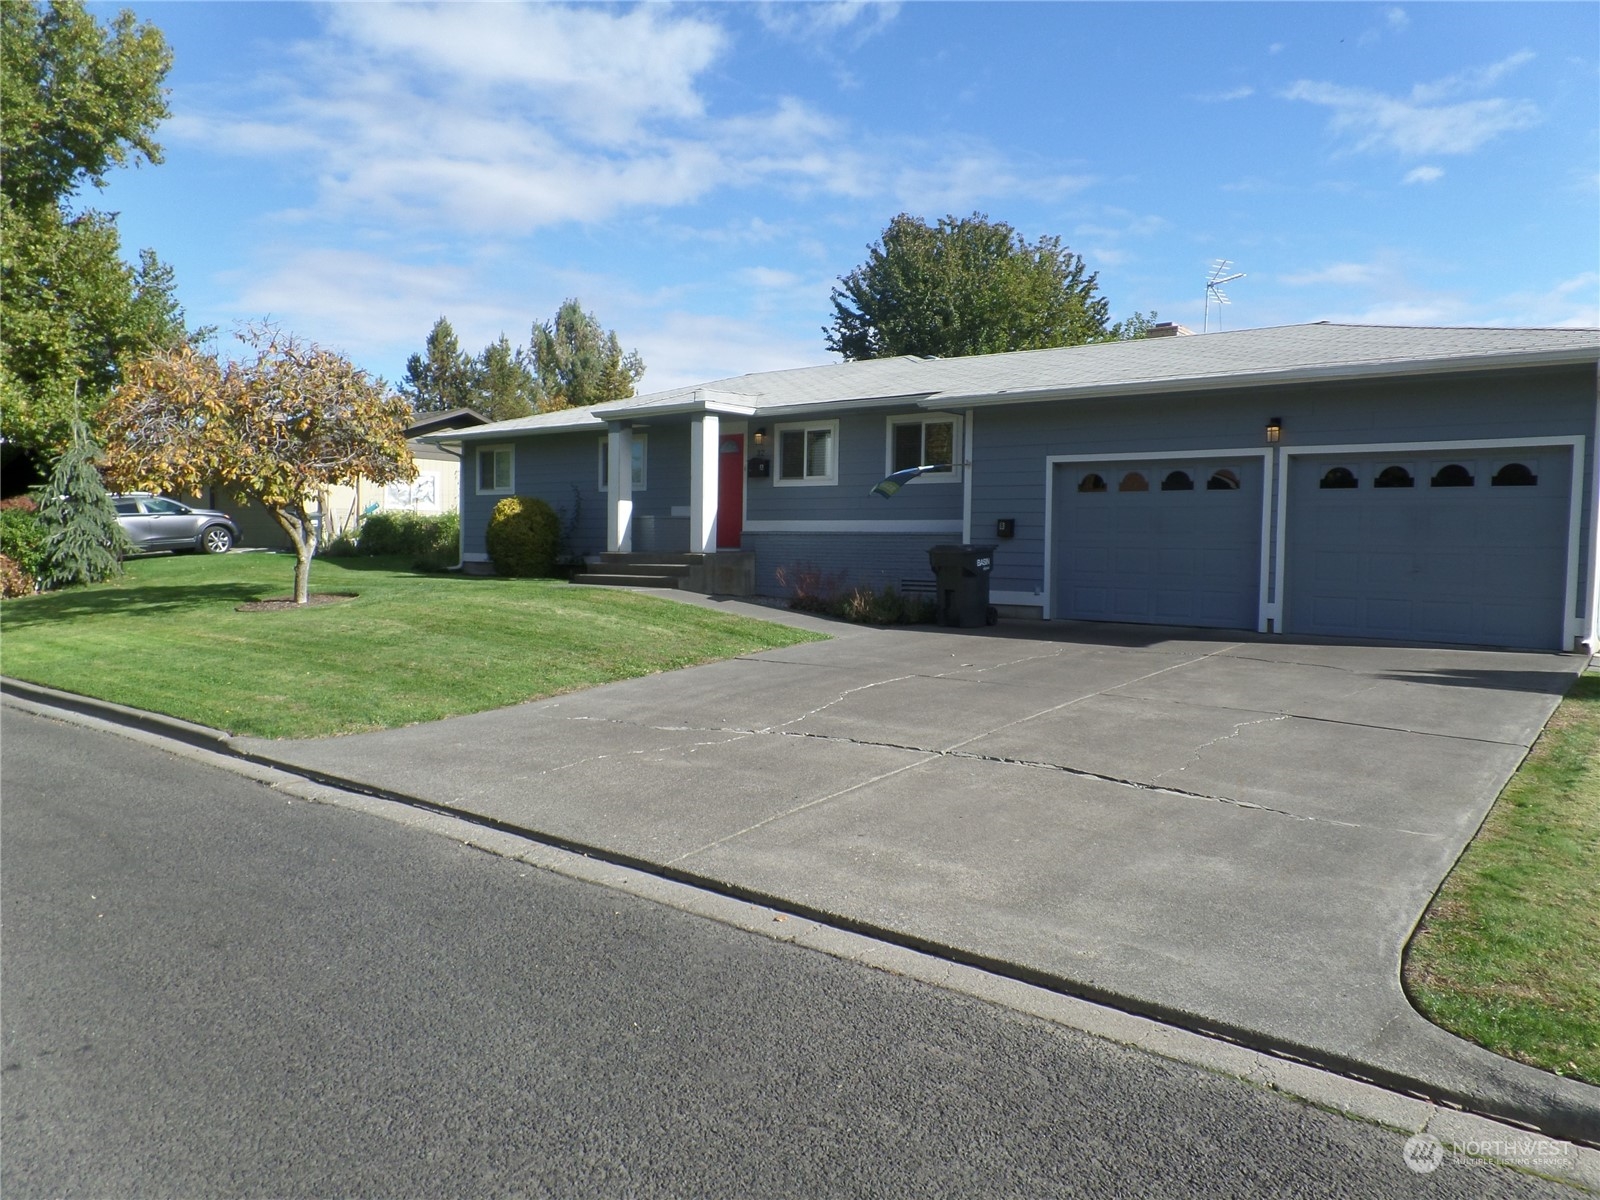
[435,324,1599,442]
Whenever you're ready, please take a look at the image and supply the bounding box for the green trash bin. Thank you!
[928,544,997,627]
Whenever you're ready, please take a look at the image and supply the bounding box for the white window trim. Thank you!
[598,433,648,492]
[773,419,839,487]
[885,412,963,483]
[475,444,514,496]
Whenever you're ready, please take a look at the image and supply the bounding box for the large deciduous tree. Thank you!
[103,325,417,604]
[528,299,644,410]
[0,0,191,466]
[826,212,1126,361]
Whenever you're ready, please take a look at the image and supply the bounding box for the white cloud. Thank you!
[1284,52,1540,157]
[170,4,1070,239]
[1198,86,1255,103]
[756,2,902,51]
[1279,261,1388,288]
[1402,165,1444,185]
[1386,8,1411,32]
[630,311,830,394]
[227,249,529,371]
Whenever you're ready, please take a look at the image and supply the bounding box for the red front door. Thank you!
[717,434,744,549]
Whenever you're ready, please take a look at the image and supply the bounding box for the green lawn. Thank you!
[0,552,824,738]
[1403,671,1600,1085]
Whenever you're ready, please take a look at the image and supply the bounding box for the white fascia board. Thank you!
[590,389,760,420]
[929,348,1600,410]
[753,392,940,419]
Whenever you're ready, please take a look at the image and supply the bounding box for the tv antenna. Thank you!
[1204,260,1245,332]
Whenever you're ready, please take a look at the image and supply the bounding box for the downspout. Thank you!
[961,408,974,545]
[1588,364,1600,653]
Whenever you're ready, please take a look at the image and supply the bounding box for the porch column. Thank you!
[689,413,719,553]
[606,422,633,552]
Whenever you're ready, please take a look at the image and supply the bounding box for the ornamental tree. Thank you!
[103,324,416,603]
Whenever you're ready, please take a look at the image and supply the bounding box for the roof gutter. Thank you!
[929,347,1600,409]
[590,388,759,421]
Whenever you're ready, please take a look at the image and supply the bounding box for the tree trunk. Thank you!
[292,543,312,604]
[263,499,317,604]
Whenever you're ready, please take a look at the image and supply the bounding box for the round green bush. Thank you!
[486,496,560,578]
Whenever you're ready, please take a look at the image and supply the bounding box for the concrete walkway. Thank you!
[232,601,1599,1141]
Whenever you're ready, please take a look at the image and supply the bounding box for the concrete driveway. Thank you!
[242,605,1599,1135]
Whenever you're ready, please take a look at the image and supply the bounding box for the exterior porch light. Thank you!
[1265,417,1282,445]
[752,427,767,448]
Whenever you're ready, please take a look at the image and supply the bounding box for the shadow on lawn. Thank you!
[0,582,266,627]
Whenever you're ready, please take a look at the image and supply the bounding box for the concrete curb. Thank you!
[5,675,1598,1175]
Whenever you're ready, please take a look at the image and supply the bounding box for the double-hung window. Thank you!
[886,414,961,481]
[774,420,838,486]
[477,445,514,494]
[598,434,648,491]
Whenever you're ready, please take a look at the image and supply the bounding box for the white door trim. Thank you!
[1042,447,1273,631]
[1274,436,1587,649]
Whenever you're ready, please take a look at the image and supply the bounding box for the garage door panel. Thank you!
[1286,450,1570,650]
[1055,458,1262,631]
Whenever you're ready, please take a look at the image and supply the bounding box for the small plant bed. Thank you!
[776,563,937,625]
[0,553,824,739]
[1403,670,1600,1085]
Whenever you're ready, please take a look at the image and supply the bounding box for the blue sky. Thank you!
[91,1,1599,394]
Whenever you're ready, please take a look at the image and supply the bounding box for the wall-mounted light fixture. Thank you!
[753,427,768,448]
[1265,417,1282,445]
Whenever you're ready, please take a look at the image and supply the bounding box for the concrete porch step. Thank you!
[570,572,682,589]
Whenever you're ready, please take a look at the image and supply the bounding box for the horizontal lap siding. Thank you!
[749,532,952,599]
[746,408,963,524]
[460,433,605,558]
[971,365,1596,607]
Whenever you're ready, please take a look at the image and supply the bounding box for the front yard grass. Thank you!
[0,552,824,739]
[1403,670,1600,1086]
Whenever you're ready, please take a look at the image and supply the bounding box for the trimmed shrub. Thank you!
[0,553,35,598]
[318,532,360,558]
[0,500,48,579]
[354,510,460,568]
[486,496,560,578]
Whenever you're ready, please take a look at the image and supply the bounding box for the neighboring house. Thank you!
[186,408,488,549]
[423,324,1600,653]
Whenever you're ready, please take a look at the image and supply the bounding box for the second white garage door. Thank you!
[1052,457,1264,630]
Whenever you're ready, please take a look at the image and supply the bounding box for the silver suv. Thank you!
[111,494,241,554]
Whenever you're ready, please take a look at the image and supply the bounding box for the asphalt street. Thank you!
[0,705,1573,1198]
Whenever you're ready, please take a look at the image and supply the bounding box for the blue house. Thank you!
[428,323,1600,653]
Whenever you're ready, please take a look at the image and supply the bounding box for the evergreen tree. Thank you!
[400,317,481,412]
[528,299,644,410]
[474,334,539,422]
[37,417,131,588]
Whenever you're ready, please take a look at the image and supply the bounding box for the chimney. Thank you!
[1145,322,1195,338]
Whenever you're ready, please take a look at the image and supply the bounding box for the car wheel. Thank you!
[201,526,234,554]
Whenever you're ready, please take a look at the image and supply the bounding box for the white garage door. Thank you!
[1052,457,1263,630]
[1284,450,1572,649]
